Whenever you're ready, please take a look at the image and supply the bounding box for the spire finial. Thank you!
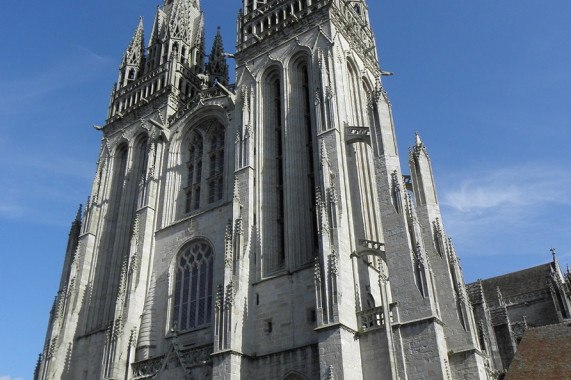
[415,131,422,146]
[550,247,561,269]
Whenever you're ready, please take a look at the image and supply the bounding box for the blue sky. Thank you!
[1,1,570,378]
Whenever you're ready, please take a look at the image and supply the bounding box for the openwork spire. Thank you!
[206,27,229,86]
[149,6,167,47]
[167,0,202,43]
[121,17,145,70]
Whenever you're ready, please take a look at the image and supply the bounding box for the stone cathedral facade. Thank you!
[37,0,498,379]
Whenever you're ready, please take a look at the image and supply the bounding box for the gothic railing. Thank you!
[113,62,169,100]
[132,355,163,379]
[108,63,170,121]
[238,0,330,51]
[357,306,385,332]
[345,126,371,145]
[132,345,213,379]
[503,288,551,306]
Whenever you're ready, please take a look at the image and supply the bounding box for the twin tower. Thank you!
[37,1,496,379]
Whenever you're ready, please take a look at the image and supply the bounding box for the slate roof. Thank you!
[475,263,553,307]
[505,322,571,380]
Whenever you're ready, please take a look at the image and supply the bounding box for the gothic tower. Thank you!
[37,1,495,379]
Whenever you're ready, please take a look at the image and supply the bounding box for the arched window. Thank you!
[208,125,225,204]
[185,132,203,213]
[262,68,285,275]
[288,55,317,268]
[173,240,214,331]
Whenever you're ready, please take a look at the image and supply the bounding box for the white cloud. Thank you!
[71,45,110,63]
[438,163,571,258]
[441,164,571,213]
[0,202,28,219]
[0,376,26,380]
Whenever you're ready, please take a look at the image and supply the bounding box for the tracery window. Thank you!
[183,121,225,215]
[173,240,214,331]
[208,125,225,204]
[185,132,203,213]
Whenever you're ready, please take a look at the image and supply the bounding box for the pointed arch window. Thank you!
[183,121,225,214]
[185,132,203,213]
[260,68,285,275]
[173,241,214,331]
[208,125,225,204]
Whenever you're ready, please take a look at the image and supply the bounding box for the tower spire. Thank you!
[166,0,201,44]
[206,27,229,86]
[147,0,204,72]
[117,17,145,89]
[150,6,165,44]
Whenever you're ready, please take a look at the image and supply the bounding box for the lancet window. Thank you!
[301,64,318,253]
[347,62,366,126]
[185,132,203,213]
[413,244,429,298]
[208,125,225,204]
[274,76,285,268]
[288,54,318,267]
[261,69,285,275]
[183,121,225,214]
[172,240,214,331]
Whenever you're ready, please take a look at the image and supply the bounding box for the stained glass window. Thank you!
[173,241,214,331]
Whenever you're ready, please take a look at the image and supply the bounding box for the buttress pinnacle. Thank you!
[415,131,423,147]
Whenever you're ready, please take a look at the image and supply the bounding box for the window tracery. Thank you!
[208,125,225,204]
[185,132,203,213]
[183,120,225,214]
[173,240,214,331]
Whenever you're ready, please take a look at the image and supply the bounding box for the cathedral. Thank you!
[36,0,508,379]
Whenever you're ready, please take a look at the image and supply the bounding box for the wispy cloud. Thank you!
[0,376,26,380]
[0,45,113,112]
[72,45,111,63]
[442,164,571,213]
[439,163,571,258]
[0,202,28,219]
